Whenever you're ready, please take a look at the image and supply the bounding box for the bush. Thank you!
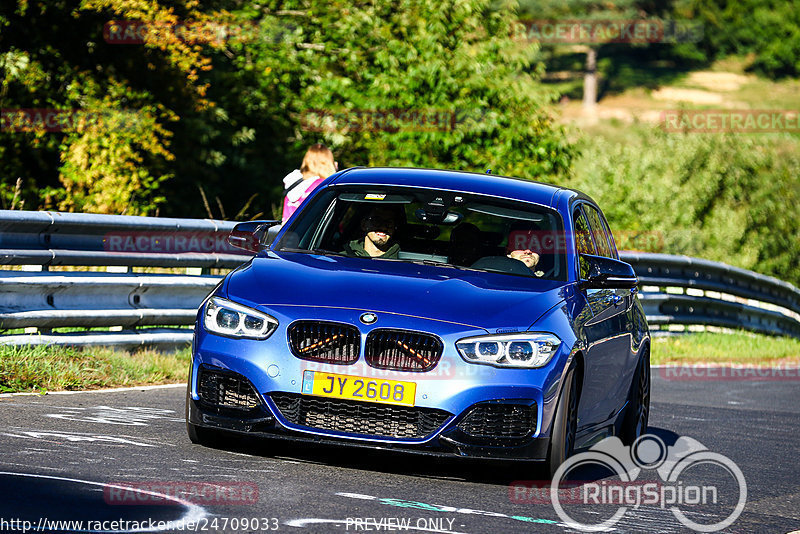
[672,0,800,78]
[566,124,800,286]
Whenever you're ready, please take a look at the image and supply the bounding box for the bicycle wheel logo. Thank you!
[551,434,747,532]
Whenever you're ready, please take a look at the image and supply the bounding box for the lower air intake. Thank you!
[198,367,261,410]
[457,403,537,438]
[270,393,451,439]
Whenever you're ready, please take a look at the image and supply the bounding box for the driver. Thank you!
[344,206,401,259]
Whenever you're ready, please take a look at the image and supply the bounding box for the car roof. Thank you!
[329,167,590,209]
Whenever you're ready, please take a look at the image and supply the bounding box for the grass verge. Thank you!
[652,331,800,365]
[0,344,191,394]
[1,331,798,394]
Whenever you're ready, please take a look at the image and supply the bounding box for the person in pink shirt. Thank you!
[281,144,337,223]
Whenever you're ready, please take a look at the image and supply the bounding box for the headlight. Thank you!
[203,297,278,340]
[456,333,561,368]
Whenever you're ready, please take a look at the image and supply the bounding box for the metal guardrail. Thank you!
[0,210,798,347]
[0,210,250,348]
[621,252,800,339]
[0,271,218,329]
[0,210,247,268]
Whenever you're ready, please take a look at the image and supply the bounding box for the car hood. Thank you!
[224,251,567,331]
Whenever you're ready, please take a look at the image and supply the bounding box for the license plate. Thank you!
[301,371,416,407]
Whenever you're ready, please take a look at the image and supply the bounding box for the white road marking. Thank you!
[337,492,376,500]
[3,431,157,447]
[44,406,182,426]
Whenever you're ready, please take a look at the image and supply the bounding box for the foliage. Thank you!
[671,0,800,78]
[516,0,641,105]
[0,0,574,218]
[567,123,800,286]
[517,0,640,21]
[0,0,797,289]
[214,0,573,201]
[0,0,220,215]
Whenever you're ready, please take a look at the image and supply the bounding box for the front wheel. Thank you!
[186,420,225,447]
[620,351,650,445]
[546,366,578,479]
[185,385,223,447]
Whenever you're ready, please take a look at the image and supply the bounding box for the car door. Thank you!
[575,203,634,429]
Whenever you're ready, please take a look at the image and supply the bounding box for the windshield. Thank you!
[275,186,567,281]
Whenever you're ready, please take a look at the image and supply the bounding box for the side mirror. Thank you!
[227,220,281,253]
[579,254,638,289]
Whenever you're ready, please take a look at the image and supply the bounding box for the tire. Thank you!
[185,384,223,447]
[620,351,650,445]
[187,420,223,446]
[546,366,578,479]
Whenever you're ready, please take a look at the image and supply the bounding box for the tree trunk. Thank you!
[583,46,598,110]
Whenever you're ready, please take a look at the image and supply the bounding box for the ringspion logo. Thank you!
[548,434,746,532]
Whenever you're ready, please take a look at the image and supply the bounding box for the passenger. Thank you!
[344,206,401,259]
[507,249,546,277]
[508,248,538,268]
[506,227,546,277]
[281,144,338,223]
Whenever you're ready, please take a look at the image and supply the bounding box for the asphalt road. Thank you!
[0,371,798,534]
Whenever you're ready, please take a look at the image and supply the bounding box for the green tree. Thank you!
[219,0,573,197]
[671,0,800,78]
[2,0,575,217]
[517,0,640,110]
[0,0,221,215]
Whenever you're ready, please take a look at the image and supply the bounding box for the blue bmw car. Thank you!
[186,167,650,476]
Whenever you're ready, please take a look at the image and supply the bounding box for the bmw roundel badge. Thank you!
[360,312,378,324]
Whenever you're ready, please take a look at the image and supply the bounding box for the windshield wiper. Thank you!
[308,248,347,256]
[410,259,469,270]
[279,247,347,257]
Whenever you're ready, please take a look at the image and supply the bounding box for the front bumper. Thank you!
[187,394,551,460]
[188,303,571,461]
[187,358,560,460]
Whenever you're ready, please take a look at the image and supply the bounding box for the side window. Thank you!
[604,219,619,259]
[583,205,613,258]
[573,207,595,279]
[589,205,619,259]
